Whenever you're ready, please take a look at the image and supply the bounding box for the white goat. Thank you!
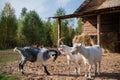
[14,46,59,75]
[71,43,102,79]
[58,44,83,75]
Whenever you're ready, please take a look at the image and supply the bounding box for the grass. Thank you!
[0,49,20,63]
[0,73,16,80]
[0,49,19,80]
[0,58,19,63]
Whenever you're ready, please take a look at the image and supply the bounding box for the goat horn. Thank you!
[58,37,64,45]
[57,37,64,49]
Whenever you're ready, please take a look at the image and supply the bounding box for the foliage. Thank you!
[16,19,27,46]
[51,8,75,46]
[0,2,17,49]
[0,3,78,49]
[54,8,66,16]
[43,20,53,46]
[76,18,82,35]
[21,7,27,17]
[51,20,58,46]
[22,10,43,45]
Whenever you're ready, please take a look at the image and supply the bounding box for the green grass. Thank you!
[0,49,20,80]
[0,58,20,63]
[0,49,20,63]
[0,73,16,80]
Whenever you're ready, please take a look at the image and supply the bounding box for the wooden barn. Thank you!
[51,0,120,52]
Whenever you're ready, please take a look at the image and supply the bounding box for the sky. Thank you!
[0,0,84,21]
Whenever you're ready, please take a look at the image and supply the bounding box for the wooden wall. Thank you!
[82,16,97,35]
[82,12,120,52]
[100,12,119,33]
[82,12,119,36]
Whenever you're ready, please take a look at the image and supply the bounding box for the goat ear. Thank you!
[78,43,82,46]
[58,37,64,45]
[73,43,82,47]
[60,41,64,45]
[73,43,77,46]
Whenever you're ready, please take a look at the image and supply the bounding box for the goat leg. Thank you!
[75,62,79,76]
[94,63,97,76]
[88,65,92,79]
[97,61,101,76]
[67,59,70,75]
[19,59,27,74]
[42,65,50,75]
[19,63,25,74]
[84,63,88,77]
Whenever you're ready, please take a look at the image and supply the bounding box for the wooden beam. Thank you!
[50,7,120,19]
[97,15,101,45]
[57,18,61,48]
[49,14,81,19]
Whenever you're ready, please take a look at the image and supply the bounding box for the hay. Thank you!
[73,32,118,53]
[72,34,95,46]
[101,32,117,53]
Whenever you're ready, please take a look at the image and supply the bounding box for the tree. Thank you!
[51,8,75,46]
[54,8,66,16]
[17,8,52,47]
[21,7,27,17]
[43,19,53,46]
[22,10,43,45]
[51,20,58,46]
[76,18,82,35]
[51,8,66,46]
[16,8,27,46]
[0,2,17,49]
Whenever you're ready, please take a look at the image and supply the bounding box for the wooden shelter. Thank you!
[51,0,120,52]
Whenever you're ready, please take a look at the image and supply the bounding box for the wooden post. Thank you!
[57,18,61,48]
[97,15,101,45]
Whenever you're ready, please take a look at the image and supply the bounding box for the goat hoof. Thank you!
[47,73,50,75]
[21,72,24,75]
[95,73,97,76]
[85,74,87,77]
[76,73,79,76]
[87,76,92,80]
[68,73,71,76]
[98,73,100,76]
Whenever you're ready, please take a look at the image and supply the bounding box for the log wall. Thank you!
[82,12,120,52]
[82,16,97,35]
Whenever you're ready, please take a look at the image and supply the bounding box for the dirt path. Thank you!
[0,53,120,80]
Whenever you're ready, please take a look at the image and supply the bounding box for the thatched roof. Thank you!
[74,0,120,14]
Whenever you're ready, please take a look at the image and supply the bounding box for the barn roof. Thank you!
[50,0,120,19]
[74,0,120,14]
[74,0,92,14]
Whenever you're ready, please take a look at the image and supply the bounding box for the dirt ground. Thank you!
[0,53,120,80]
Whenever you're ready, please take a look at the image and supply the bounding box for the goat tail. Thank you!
[13,47,18,52]
[13,47,22,52]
